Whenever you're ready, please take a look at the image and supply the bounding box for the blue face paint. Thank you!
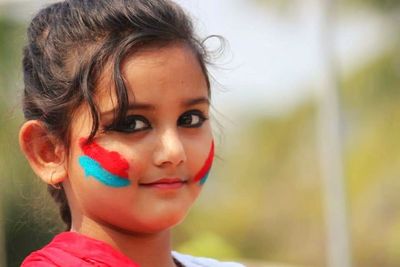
[194,141,214,185]
[79,156,131,188]
[199,171,210,185]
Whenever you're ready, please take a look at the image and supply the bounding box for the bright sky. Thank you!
[0,0,391,116]
[174,0,390,116]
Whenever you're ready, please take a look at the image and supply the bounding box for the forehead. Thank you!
[95,43,209,111]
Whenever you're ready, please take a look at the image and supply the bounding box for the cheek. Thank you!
[78,138,132,188]
[193,140,214,185]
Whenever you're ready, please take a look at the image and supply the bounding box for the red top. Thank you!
[21,232,140,267]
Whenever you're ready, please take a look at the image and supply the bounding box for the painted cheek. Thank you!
[78,138,131,188]
[193,141,214,185]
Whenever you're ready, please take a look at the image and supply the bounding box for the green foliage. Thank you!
[177,232,240,260]
[0,17,65,267]
[340,45,400,267]
[0,17,24,95]
[343,0,400,11]
[175,36,400,267]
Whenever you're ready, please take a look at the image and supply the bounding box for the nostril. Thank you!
[153,134,186,167]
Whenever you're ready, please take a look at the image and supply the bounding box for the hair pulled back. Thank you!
[22,0,212,230]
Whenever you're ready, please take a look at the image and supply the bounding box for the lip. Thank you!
[139,178,187,189]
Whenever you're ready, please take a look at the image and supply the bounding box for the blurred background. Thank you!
[0,0,399,266]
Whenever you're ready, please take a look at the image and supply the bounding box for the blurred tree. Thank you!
[233,0,400,266]
[342,45,400,267]
[178,42,400,266]
[343,0,400,11]
[0,16,65,267]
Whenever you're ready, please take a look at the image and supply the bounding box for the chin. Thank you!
[133,209,190,234]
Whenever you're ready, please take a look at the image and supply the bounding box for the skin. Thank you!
[79,138,131,187]
[19,43,213,267]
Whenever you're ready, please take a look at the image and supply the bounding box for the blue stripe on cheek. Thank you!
[199,171,210,185]
[78,156,131,188]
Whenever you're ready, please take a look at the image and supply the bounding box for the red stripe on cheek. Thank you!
[79,138,130,178]
[193,141,214,182]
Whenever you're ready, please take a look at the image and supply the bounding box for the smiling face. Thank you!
[64,43,213,235]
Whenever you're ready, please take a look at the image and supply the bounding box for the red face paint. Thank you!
[193,141,214,183]
[79,138,129,178]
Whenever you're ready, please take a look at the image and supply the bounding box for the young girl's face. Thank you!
[64,43,213,234]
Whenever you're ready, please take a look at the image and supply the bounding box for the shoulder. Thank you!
[21,232,138,267]
[21,245,83,267]
[21,232,84,267]
[172,251,246,267]
[21,250,63,267]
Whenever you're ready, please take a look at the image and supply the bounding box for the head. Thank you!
[19,0,215,233]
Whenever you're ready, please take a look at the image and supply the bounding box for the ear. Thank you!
[19,120,67,185]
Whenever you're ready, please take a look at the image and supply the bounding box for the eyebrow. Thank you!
[183,96,210,107]
[101,96,209,115]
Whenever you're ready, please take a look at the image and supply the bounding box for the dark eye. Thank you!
[105,115,151,133]
[178,110,208,128]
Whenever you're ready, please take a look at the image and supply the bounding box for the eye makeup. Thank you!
[104,115,151,134]
[78,138,131,187]
[178,110,208,128]
[193,141,214,185]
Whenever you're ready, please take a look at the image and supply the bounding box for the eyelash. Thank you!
[178,110,208,128]
[104,110,208,134]
[104,115,151,133]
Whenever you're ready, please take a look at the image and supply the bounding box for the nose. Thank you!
[153,129,187,168]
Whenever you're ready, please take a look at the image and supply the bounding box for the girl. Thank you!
[18,0,244,266]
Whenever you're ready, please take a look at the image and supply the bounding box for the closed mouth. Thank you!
[139,178,187,189]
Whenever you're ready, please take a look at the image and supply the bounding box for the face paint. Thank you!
[78,138,131,187]
[193,141,214,185]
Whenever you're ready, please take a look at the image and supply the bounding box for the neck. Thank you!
[71,217,176,267]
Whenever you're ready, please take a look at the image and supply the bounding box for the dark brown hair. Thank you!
[22,0,213,230]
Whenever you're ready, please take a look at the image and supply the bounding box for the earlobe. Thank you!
[19,120,67,185]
